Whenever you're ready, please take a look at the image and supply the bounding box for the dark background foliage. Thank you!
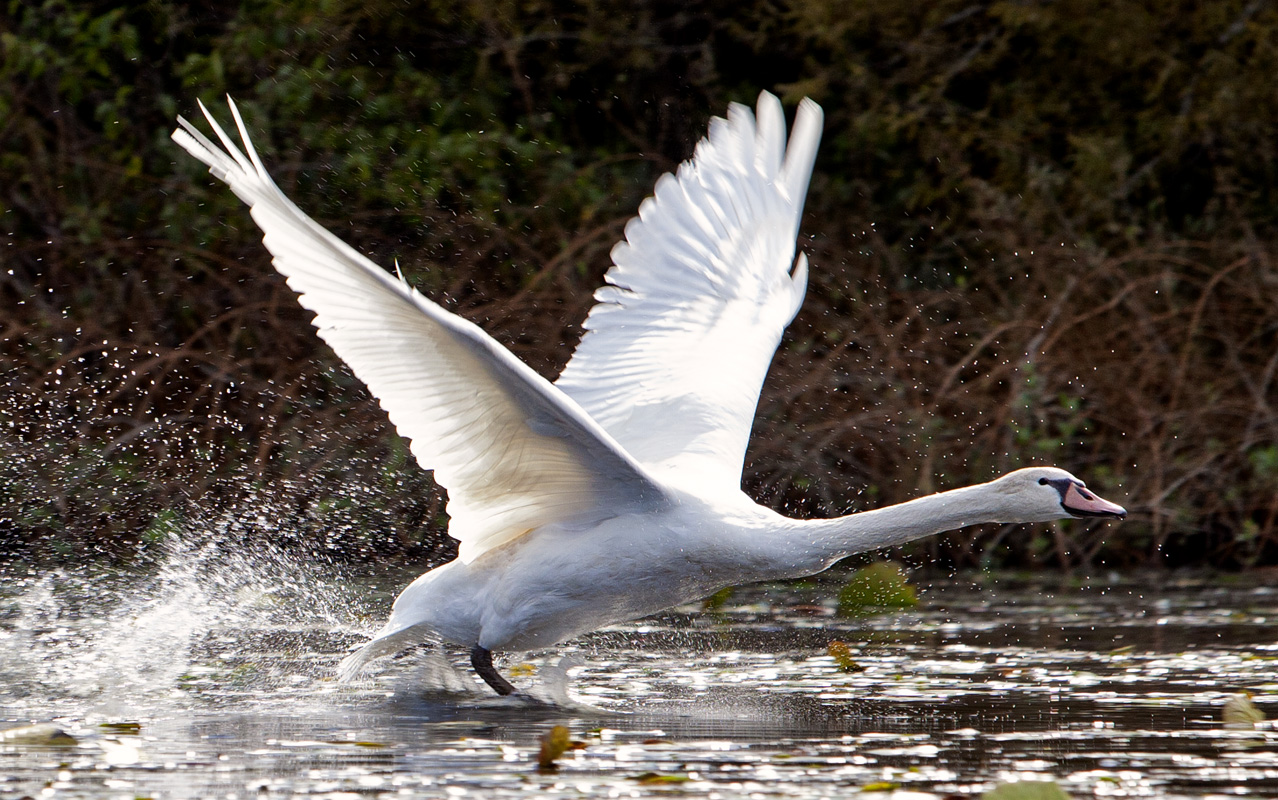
[3,0,1277,570]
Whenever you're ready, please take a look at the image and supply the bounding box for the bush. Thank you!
[3,0,1278,569]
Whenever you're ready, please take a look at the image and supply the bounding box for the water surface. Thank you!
[2,543,1275,798]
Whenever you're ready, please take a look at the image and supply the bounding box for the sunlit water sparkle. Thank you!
[2,538,1277,799]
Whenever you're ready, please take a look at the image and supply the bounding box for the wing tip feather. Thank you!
[782,97,824,201]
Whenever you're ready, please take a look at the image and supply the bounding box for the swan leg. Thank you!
[470,645,517,695]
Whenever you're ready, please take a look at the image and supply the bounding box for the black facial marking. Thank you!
[1041,477,1072,500]
[1044,477,1090,517]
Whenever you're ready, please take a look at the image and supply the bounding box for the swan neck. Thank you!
[770,482,1003,579]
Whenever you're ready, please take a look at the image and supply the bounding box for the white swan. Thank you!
[172,93,1125,695]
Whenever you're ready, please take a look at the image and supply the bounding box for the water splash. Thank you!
[0,519,370,723]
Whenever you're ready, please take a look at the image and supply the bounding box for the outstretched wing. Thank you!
[554,92,822,492]
[173,99,668,563]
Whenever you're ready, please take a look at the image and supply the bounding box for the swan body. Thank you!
[172,93,1126,694]
[348,466,1117,657]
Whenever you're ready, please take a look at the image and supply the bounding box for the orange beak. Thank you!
[1062,482,1126,520]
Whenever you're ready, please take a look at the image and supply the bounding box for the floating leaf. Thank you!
[703,586,735,611]
[508,663,536,677]
[837,562,918,616]
[862,781,900,791]
[790,603,830,616]
[982,780,1072,800]
[322,739,388,748]
[0,724,78,746]
[633,772,691,784]
[537,725,571,769]
[99,721,142,735]
[828,640,864,672]
[1223,692,1265,728]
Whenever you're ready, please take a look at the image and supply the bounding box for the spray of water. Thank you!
[0,510,374,725]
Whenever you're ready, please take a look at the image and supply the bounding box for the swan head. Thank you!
[987,467,1127,523]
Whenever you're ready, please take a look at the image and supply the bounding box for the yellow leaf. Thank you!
[1223,693,1265,728]
[828,640,864,672]
[537,725,571,769]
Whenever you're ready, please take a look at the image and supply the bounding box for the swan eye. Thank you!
[1038,477,1049,485]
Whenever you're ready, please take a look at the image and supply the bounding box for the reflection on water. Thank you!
[2,540,1277,798]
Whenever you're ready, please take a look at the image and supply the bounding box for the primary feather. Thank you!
[173,100,667,564]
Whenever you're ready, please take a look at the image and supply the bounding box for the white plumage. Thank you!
[173,93,1125,695]
[556,97,819,490]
